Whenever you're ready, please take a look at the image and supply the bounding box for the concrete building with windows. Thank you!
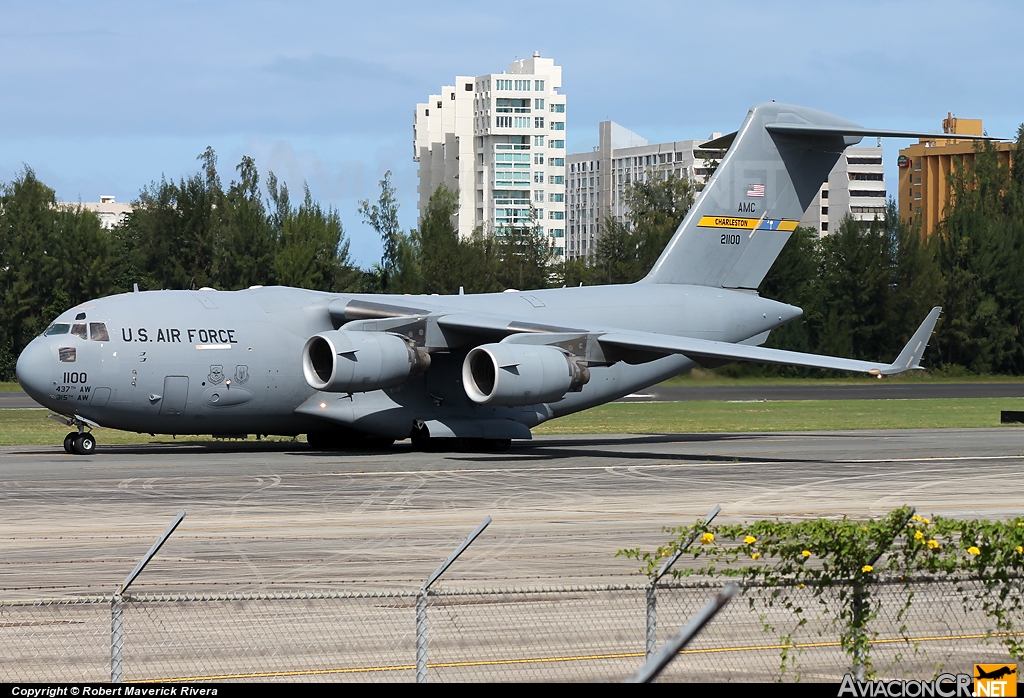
[565,122,721,261]
[798,145,886,235]
[58,195,133,229]
[413,53,566,257]
[897,114,1011,237]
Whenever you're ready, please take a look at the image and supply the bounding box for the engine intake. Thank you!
[462,343,589,406]
[302,330,430,392]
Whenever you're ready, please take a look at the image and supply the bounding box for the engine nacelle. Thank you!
[462,343,590,406]
[302,330,430,393]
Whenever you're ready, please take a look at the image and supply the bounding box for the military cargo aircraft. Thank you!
[17,103,984,454]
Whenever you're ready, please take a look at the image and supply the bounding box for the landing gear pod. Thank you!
[462,343,589,406]
[302,330,431,392]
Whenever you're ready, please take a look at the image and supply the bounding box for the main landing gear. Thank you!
[48,413,99,456]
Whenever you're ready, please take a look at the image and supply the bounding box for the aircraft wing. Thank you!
[596,307,941,376]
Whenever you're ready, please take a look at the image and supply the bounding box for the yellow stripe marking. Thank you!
[697,215,798,231]
[137,631,1024,682]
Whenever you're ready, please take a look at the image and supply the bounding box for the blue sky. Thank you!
[3,1,1021,266]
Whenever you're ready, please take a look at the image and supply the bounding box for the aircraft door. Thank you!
[160,376,189,416]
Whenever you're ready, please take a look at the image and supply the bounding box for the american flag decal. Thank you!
[747,184,765,198]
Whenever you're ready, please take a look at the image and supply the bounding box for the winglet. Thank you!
[881,307,942,375]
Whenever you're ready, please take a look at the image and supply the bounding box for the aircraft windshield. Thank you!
[89,323,109,341]
[70,324,87,340]
[45,323,70,336]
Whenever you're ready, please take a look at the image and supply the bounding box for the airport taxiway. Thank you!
[1,427,1021,598]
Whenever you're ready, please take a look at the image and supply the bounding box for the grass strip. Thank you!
[534,398,1024,435]
[1,398,1023,445]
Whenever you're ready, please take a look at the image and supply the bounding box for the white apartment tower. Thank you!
[413,53,566,257]
[798,145,886,235]
[566,122,721,261]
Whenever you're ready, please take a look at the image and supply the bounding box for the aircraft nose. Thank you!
[16,340,53,403]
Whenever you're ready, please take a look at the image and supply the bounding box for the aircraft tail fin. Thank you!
[642,103,995,289]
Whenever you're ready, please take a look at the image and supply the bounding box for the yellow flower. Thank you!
[700,532,715,545]
[862,565,874,573]
[967,546,981,556]
[660,549,670,557]
[928,540,940,550]
[923,518,931,525]
[797,583,805,589]
[1018,522,1023,527]
[751,552,761,561]
[1015,546,1023,554]
[911,515,922,522]
[743,535,756,545]
[801,550,812,558]
[914,530,924,540]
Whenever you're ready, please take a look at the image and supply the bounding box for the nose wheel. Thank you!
[72,432,96,455]
[63,431,96,455]
[50,413,100,455]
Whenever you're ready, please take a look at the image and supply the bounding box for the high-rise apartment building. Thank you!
[565,122,721,261]
[897,114,1011,236]
[798,145,886,235]
[413,53,566,256]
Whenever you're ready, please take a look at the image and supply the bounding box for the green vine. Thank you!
[619,508,1024,679]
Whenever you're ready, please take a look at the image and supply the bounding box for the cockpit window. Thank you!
[75,312,86,320]
[46,323,70,336]
[59,347,76,363]
[89,323,109,341]
[70,323,87,340]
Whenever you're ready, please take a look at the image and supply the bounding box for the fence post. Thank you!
[110,593,124,683]
[852,507,915,681]
[110,509,186,683]
[416,516,492,684]
[627,583,738,683]
[646,505,721,660]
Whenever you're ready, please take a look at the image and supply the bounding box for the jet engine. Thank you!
[302,330,430,392]
[462,343,589,406]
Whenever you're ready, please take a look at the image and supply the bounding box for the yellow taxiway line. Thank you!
[139,630,1023,682]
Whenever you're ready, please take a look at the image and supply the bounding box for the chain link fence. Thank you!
[1,578,1018,683]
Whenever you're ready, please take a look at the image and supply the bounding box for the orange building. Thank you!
[898,114,1012,236]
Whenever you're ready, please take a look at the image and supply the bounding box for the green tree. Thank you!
[462,228,504,293]
[492,219,556,291]
[217,155,275,289]
[416,185,465,294]
[888,198,942,351]
[121,155,219,291]
[595,216,642,284]
[626,172,698,274]
[592,172,698,285]
[358,171,402,292]
[0,168,117,379]
[269,174,357,291]
[933,136,1023,372]
[816,214,896,361]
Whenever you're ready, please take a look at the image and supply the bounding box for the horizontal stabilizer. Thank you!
[766,123,1005,145]
[598,307,942,376]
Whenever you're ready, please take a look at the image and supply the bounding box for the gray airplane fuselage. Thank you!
[16,283,798,439]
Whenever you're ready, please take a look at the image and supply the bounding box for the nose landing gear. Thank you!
[63,431,96,455]
[49,413,99,456]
